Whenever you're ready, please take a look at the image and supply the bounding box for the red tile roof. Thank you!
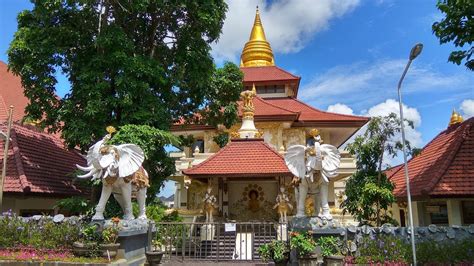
[265,97,369,127]
[239,96,299,121]
[241,66,300,83]
[183,138,292,178]
[387,118,474,199]
[0,61,29,122]
[1,123,88,197]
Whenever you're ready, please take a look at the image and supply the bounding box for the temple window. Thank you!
[245,85,285,94]
[192,139,204,154]
[427,203,449,225]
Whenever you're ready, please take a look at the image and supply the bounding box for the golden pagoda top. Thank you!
[449,109,464,127]
[240,7,275,67]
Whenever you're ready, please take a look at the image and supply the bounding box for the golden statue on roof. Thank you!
[240,83,257,116]
[240,6,275,67]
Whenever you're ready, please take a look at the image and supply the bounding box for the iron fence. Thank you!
[150,221,289,262]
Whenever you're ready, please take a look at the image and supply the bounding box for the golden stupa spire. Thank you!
[240,6,275,67]
[449,109,464,127]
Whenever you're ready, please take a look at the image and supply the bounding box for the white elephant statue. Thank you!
[76,127,149,220]
[285,130,340,219]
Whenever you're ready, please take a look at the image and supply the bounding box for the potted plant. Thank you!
[289,231,320,266]
[99,217,121,260]
[73,224,99,257]
[316,236,345,265]
[258,240,289,266]
[146,239,164,266]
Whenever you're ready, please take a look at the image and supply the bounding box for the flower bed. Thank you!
[0,211,120,263]
[0,248,107,263]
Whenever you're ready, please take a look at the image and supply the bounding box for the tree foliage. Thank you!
[7,0,242,150]
[341,113,414,226]
[107,124,179,202]
[432,0,474,70]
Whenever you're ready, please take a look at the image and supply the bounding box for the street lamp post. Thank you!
[397,43,423,266]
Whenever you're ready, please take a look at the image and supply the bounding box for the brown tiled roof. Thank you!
[0,61,29,122]
[241,66,300,83]
[387,118,474,199]
[1,123,88,197]
[239,96,299,121]
[183,138,292,178]
[265,97,369,127]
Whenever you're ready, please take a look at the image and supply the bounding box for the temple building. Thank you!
[388,112,474,227]
[169,9,369,223]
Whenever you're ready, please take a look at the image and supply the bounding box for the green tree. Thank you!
[341,113,414,226]
[7,0,242,149]
[107,124,179,202]
[432,0,474,70]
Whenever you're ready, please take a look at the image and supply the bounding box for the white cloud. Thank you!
[339,99,422,167]
[212,0,360,63]
[327,103,354,115]
[366,99,422,148]
[460,99,474,118]
[300,59,474,109]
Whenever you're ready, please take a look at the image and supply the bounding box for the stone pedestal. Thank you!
[92,219,152,266]
[290,216,344,235]
[276,223,288,241]
[200,224,216,241]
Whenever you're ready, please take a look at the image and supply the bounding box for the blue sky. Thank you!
[1,0,473,197]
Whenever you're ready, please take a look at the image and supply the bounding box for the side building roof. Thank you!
[1,123,88,197]
[387,118,474,199]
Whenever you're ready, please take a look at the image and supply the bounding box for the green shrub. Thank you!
[417,239,474,264]
[0,212,82,249]
[290,231,317,257]
[316,236,340,257]
[258,240,289,263]
[355,234,410,264]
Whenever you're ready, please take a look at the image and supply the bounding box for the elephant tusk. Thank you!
[76,164,95,172]
[77,169,99,179]
[77,171,94,178]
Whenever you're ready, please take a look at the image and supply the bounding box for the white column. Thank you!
[410,201,423,226]
[447,199,462,226]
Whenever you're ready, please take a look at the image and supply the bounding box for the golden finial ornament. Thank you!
[308,128,320,137]
[106,126,117,134]
[449,109,464,127]
[240,7,275,67]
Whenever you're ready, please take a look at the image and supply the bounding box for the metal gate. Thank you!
[151,222,288,262]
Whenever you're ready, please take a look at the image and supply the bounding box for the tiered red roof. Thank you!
[183,138,292,179]
[241,66,300,83]
[239,96,299,121]
[1,123,87,196]
[0,61,29,122]
[387,118,474,199]
[265,97,369,127]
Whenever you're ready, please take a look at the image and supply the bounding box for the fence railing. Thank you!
[151,221,288,262]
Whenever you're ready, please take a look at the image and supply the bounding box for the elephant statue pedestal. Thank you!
[92,219,153,263]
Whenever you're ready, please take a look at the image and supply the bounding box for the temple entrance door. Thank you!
[227,180,279,221]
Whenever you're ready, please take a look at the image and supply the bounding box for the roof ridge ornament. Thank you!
[449,109,463,127]
[240,7,275,67]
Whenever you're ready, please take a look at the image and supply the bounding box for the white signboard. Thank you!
[225,223,236,232]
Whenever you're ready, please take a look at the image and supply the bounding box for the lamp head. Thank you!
[409,43,423,60]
